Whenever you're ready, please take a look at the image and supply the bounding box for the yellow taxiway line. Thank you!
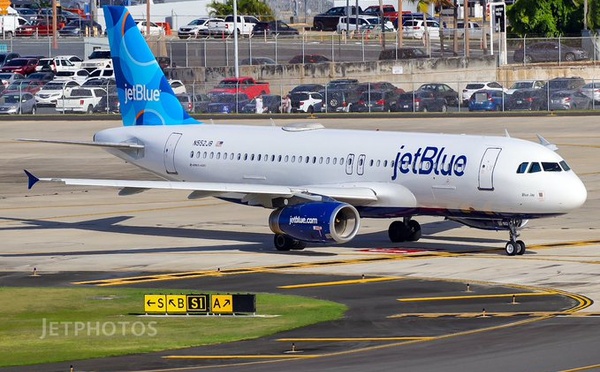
[278,277,402,289]
[397,292,554,302]
[276,337,435,342]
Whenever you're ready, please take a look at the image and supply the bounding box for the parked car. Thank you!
[336,15,394,34]
[252,20,299,36]
[548,90,592,110]
[207,93,250,114]
[177,93,197,113]
[356,82,404,95]
[468,89,507,111]
[34,80,80,106]
[58,19,102,37]
[0,57,38,75]
[0,52,20,68]
[241,94,282,113]
[462,81,505,105]
[321,88,360,112]
[395,91,448,112]
[26,72,54,83]
[169,79,187,94]
[15,20,66,36]
[93,93,120,113]
[240,57,276,65]
[288,54,330,64]
[506,80,545,94]
[82,77,116,93]
[505,89,547,111]
[378,47,429,60]
[403,19,441,40]
[0,91,36,114]
[194,93,211,113]
[53,69,90,84]
[290,91,322,113]
[3,79,45,94]
[312,5,362,31]
[36,57,80,73]
[177,17,222,39]
[580,82,600,102]
[513,41,589,63]
[350,90,398,112]
[544,77,586,94]
[417,83,459,106]
[290,84,325,94]
[0,72,25,88]
[357,23,395,36]
[135,20,165,36]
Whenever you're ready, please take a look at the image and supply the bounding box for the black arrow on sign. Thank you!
[224,299,231,306]
[147,300,155,306]
[168,299,175,307]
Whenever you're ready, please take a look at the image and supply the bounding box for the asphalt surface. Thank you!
[1,116,599,371]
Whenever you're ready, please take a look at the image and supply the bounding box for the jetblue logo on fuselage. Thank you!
[391,145,467,180]
[123,84,160,104]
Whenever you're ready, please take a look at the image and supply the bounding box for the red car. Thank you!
[15,20,66,37]
[3,79,46,94]
[0,58,39,76]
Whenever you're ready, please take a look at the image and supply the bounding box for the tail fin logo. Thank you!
[103,5,201,126]
[124,84,161,105]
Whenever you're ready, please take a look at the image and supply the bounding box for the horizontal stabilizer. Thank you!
[17,138,144,149]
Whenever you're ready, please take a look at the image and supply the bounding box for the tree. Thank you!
[207,0,275,21]
[588,0,600,30]
[507,0,584,37]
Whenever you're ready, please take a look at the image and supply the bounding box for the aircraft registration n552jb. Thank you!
[23,6,587,256]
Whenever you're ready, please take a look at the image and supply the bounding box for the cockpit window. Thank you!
[560,160,571,171]
[528,162,542,173]
[517,162,528,174]
[542,162,562,172]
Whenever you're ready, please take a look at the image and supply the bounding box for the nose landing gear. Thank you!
[505,219,526,256]
[388,218,422,242]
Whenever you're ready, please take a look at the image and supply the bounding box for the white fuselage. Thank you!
[94,124,587,219]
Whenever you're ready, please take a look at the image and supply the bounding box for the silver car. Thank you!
[0,92,36,114]
[549,90,592,110]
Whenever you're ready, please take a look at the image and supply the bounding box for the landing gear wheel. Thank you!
[273,234,306,251]
[505,241,517,256]
[516,240,526,255]
[407,220,422,241]
[388,221,408,242]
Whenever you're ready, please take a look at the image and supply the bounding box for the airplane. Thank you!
[23,6,587,256]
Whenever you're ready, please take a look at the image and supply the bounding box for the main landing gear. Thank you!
[388,218,422,242]
[273,234,307,251]
[505,219,526,256]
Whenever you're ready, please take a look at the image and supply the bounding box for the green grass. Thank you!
[0,287,347,367]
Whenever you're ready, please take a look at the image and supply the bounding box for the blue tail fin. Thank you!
[104,6,200,126]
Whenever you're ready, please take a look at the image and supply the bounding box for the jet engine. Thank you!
[269,202,360,244]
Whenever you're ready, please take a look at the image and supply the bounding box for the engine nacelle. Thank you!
[450,217,529,231]
[269,202,361,244]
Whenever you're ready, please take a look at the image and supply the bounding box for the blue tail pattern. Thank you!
[104,6,200,126]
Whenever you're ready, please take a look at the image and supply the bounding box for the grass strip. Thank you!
[0,287,346,367]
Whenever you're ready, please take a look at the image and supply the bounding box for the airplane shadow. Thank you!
[0,216,510,257]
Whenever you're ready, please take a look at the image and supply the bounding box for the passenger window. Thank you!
[528,162,541,173]
[517,162,528,174]
[542,162,561,172]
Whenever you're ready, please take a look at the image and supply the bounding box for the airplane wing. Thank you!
[24,170,381,207]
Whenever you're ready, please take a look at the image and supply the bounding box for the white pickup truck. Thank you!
[55,87,107,113]
[208,15,259,36]
[442,21,489,39]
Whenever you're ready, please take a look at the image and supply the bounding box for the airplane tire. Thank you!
[274,234,292,251]
[407,220,422,241]
[388,221,408,242]
[505,241,517,256]
[516,240,526,255]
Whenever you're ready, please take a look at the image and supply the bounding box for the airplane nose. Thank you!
[561,175,587,211]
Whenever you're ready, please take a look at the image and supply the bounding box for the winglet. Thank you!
[24,170,39,190]
[537,134,559,151]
